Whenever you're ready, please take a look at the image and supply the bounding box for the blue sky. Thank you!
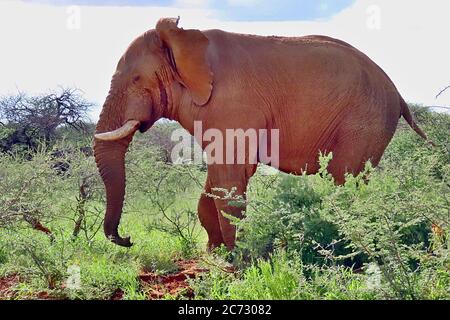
[5,0,449,117]
[23,0,355,21]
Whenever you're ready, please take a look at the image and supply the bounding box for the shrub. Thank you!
[127,146,206,258]
[227,109,449,299]
[192,250,378,300]
[235,157,360,267]
[0,148,61,232]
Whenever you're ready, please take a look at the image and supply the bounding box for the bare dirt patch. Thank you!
[0,274,20,300]
[111,288,125,300]
[3,260,211,300]
[139,259,209,299]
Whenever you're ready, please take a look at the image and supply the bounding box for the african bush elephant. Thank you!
[94,17,430,250]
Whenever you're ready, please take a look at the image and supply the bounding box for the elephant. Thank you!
[94,17,431,250]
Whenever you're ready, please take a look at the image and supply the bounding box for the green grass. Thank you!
[0,107,448,300]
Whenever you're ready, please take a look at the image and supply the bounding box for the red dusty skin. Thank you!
[94,89,135,248]
[94,133,133,247]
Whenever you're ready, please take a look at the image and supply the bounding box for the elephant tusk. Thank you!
[94,120,141,141]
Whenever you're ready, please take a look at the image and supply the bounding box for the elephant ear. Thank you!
[156,17,213,106]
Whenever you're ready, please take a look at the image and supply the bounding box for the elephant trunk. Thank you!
[94,94,133,247]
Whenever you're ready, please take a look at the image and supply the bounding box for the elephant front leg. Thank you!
[208,164,256,250]
[213,192,246,251]
[197,179,225,251]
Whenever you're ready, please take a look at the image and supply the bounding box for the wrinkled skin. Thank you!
[94,18,430,250]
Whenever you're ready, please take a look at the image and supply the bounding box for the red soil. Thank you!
[0,274,57,300]
[1,259,209,300]
[0,274,20,300]
[111,288,125,300]
[139,259,209,299]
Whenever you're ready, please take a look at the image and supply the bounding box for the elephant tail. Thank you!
[400,98,435,146]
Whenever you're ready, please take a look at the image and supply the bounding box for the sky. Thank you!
[0,0,449,120]
[22,0,355,21]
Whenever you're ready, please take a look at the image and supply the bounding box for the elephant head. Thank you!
[94,17,213,247]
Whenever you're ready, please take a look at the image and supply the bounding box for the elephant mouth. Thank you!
[139,119,156,133]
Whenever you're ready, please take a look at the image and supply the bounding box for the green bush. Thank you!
[236,159,361,267]
[192,250,378,300]
[224,109,449,300]
[127,145,206,257]
[0,104,448,300]
[0,148,62,230]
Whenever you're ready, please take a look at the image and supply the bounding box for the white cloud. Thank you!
[227,0,260,7]
[0,0,448,121]
[174,0,210,8]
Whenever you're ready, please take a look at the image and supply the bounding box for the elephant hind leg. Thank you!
[198,180,225,251]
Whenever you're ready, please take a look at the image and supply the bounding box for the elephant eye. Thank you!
[132,75,141,83]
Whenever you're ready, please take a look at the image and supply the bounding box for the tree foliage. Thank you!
[0,88,93,153]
